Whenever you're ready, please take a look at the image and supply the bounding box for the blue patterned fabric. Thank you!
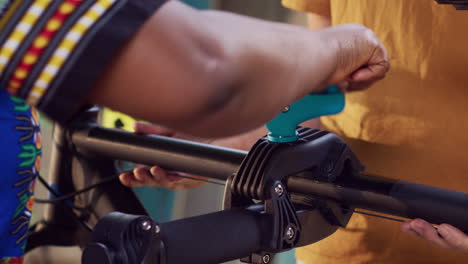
[0,90,40,262]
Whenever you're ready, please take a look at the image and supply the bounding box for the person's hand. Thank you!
[119,122,210,190]
[321,24,390,91]
[119,119,319,190]
[119,166,207,190]
[402,219,468,252]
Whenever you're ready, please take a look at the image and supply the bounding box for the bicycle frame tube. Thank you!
[71,125,244,181]
[71,125,468,232]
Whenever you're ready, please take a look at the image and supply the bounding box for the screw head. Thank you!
[286,227,295,240]
[155,224,161,234]
[141,220,152,231]
[282,106,290,113]
[274,183,284,196]
[262,254,271,264]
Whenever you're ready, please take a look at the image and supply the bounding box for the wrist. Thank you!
[293,30,339,92]
[316,29,343,85]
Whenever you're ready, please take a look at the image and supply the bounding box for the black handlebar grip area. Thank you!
[390,181,468,232]
[288,175,468,232]
[160,209,268,264]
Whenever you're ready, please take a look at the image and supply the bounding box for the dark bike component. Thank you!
[435,0,468,9]
[71,124,468,232]
[290,175,468,233]
[224,127,361,263]
[30,109,468,264]
[27,109,148,252]
[82,125,468,264]
[71,123,245,181]
[84,208,270,264]
[82,212,162,264]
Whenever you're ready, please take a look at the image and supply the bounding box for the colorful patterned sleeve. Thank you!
[0,0,167,123]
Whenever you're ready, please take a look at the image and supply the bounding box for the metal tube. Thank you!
[72,126,468,231]
[287,175,405,216]
[287,175,468,232]
[161,209,267,264]
[71,126,246,181]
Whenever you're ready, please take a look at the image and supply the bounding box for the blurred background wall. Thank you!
[26,1,306,263]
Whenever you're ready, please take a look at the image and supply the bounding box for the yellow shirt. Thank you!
[283,0,468,263]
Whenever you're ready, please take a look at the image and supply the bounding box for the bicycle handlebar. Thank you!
[160,208,267,264]
[72,126,468,232]
[82,209,267,264]
[72,126,244,181]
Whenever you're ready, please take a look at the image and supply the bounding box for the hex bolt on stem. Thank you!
[141,220,152,231]
[286,227,295,240]
[274,183,284,197]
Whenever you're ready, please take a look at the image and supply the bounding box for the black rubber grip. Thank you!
[160,209,267,264]
[390,181,468,231]
[287,175,468,232]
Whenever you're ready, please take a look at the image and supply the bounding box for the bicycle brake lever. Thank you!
[266,85,344,143]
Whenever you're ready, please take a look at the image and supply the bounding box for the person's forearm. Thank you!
[306,13,332,129]
[90,1,340,137]
[183,9,345,137]
[91,1,389,138]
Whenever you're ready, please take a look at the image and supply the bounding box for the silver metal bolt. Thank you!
[262,254,271,264]
[282,106,290,113]
[286,227,295,240]
[155,224,161,234]
[274,183,284,196]
[141,220,152,231]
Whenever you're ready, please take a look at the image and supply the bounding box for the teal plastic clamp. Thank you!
[266,85,344,143]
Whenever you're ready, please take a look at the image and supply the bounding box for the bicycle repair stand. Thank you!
[81,87,361,263]
[79,84,468,264]
[28,87,468,264]
[82,127,364,264]
[24,2,468,261]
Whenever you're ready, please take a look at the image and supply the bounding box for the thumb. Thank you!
[351,62,388,83]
